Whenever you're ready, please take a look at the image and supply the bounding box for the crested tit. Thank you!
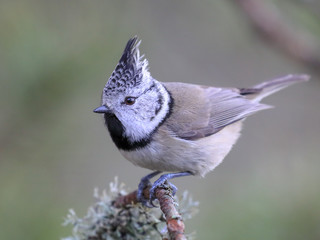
[94,37,309,206]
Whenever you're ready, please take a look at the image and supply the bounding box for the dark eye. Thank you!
[124,96,136,105]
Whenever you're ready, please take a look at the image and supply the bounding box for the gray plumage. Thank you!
[94,37,309,178]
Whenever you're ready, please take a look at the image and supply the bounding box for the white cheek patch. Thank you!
[120,82,171,143]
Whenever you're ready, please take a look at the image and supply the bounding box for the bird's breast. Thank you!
[119,121,243,177]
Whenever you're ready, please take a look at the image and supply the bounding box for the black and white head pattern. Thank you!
[101,37,172,151]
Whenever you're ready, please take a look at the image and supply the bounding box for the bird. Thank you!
[94,37,309,207]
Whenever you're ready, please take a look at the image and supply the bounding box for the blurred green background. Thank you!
[1,0,320,239]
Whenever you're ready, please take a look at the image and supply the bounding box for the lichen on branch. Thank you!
[62,178,198,240]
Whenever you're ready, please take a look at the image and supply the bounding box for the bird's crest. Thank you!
[104,37,150,94]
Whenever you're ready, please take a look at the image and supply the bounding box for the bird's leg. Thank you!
[137,171,161,207]
[149,171,193,206]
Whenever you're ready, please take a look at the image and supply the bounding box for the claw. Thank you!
[137,171,193,207]
[136,171,161,207]
[169,182,177,196]
[148,171,192,206]
[149,179,177,206]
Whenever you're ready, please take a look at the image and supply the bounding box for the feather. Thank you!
[163,74,308,141]
[245,74,309,102]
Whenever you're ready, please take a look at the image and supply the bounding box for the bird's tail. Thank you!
[244,74,310,102]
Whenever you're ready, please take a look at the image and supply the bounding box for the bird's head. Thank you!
[94,37,172,149]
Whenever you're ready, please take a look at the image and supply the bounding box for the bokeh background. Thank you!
[1,0,320,239]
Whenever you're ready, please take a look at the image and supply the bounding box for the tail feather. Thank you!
[250,74,309,102]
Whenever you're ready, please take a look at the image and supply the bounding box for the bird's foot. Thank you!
[149,177,177,206]
[148,171,192,207]
[137,171,161,208]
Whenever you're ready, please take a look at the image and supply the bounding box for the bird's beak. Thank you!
[93,105,112,114]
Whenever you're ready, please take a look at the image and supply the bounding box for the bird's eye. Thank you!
[124,96,136,105]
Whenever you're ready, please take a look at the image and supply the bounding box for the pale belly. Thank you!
[120,122,243,177]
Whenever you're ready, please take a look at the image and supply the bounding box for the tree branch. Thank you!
[233,0,320,74]
[114,186,187,240]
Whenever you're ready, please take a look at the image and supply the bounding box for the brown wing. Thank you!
[163,82,270,140]
[163,82,211,140]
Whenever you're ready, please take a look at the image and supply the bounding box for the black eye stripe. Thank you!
[141,82,156,95]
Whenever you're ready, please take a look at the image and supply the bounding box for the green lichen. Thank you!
[62,178,198,240]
